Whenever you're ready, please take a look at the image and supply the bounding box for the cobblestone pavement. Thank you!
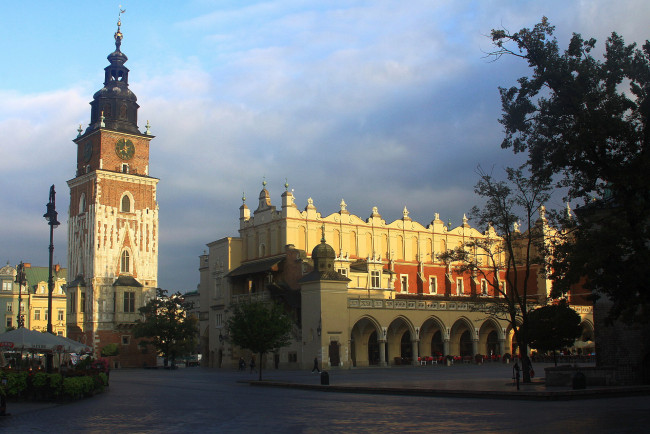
[2,363,650,433]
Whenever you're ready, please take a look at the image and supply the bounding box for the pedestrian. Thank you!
[249,356,256,373]
[238,357,245,371]
[311,357,320,373]
[513,360,520,391]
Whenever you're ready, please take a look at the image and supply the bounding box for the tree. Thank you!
[133,288,198,368]
[439,166,551,382]
[526,301,582,366]
[490,18,650,322]
[226,300,293,381]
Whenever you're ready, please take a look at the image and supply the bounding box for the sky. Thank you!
[1,1,648,293]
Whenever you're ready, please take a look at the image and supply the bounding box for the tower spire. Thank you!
[114,8,125,51]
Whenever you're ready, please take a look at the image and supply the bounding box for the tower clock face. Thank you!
[115,138,135,160]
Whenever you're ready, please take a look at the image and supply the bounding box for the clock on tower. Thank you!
[67,14,159,368]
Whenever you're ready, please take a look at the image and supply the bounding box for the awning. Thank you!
[226,256,285,278]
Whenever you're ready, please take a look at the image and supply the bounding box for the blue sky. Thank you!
[1,1,648,292]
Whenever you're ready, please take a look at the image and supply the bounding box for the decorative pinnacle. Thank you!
[242,192,246,203]
[321,224,326,243]
[284,178,289,191]
[77,124,83,137]
[115,7,126,49]
[262,176,267,188]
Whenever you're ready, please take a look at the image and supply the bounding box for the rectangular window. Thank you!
[80,292,86,313]
[70,292,76,314]
[481,279,488,296]
[6,317,12,328]
[20,302,25,313]
[370,271,380,289]
[456,278,464,296]
[45,309,49,321]
[124,291,135,313]
[400,275,408,293]
[34,309,41,321]
[58,310,64,321]
[429,277,438,294]
[6,302,12,313]
[288,352,298,363]
[122,335,131,345]
[337,268,348,277]
[215,313,223,328]
[2,281,11,291]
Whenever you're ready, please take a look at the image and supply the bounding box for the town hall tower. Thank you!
[67,16,158,367]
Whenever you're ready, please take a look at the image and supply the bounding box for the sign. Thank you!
[0,342,14,349]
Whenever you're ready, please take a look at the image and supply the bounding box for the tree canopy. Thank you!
[526,301,582,366]
[226,300,293,381]
[133,288,198,368]
[490,18,650,322]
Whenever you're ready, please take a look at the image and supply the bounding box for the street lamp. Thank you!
[43,185,60,373]
[14,262,26,328]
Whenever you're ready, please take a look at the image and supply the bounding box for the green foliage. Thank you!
[526,301,582,365]
[101,343,120,357]
[99,372,108,386]
[6,371,28,397]
[226,300,293,380]
[32,372,48,388]
[62,376,94,399]
[134,288,198,365]
[491,18,650,322]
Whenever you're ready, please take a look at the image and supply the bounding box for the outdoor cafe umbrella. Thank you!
[0,327,56,352]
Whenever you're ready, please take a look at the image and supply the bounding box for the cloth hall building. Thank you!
[198,185,594,370]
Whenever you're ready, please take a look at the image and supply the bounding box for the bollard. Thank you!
[320,371,329,385]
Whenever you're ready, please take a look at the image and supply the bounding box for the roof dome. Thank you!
[311,227,335,272]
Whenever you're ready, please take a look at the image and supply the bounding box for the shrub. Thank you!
[32,372,48,389]
[99,372,108,386]
[6,371,28,397]
[101,343,119,357]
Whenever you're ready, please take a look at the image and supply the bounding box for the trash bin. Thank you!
[320,371,329,385]
[572,371,586,390]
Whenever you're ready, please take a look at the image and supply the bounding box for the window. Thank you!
[456,278,464,296]
[80,292,86,313]
[121,251,130,273]
[400,275,408,293]
[337,268,348,277]
[481,279,488,296]
[2,281,11,291]
[20,302,24,313]
[121,194,131,212]
[45,309,49,321]
[34,309,41,321]
[124,291,135,313]
[370,271,380,289]
[122,335,130,345]
[121,164,129,174]
[288,352,298,363]
[215,313,223,328]
[6,302,12,313]
[70,293,76,314]
[429,277,438,294]
[57,331,63,337]
[6,317,11,328]
[79,193,86,214]
[58,310,64,321]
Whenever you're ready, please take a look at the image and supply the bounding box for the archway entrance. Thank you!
[431,330,443,355]
[400,331,412,363]
[487,331,499,356]
[459,330,473,356]
[329,341,340,367]
[368,331,380,365]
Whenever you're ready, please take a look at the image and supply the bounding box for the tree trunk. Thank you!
[519,343,531,383]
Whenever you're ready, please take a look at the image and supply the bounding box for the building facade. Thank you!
[198,185,594,370]
[0,263,67,335]
[66,18,158,368]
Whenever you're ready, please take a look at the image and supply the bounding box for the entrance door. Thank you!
[329,341,340,366]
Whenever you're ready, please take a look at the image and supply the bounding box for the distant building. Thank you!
[0,263,67,335]
[198,185,594,369]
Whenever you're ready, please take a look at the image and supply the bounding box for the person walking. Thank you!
[513,360,520,391]
[249,356,256,374]
[311,357,320,373]
[238,357,246,371]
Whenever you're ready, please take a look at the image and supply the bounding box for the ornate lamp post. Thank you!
[14,262,27,328]
[43,185,60,373]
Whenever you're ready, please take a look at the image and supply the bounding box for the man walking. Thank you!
[311,357,320,373]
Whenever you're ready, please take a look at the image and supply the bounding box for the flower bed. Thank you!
[0,368,108,402]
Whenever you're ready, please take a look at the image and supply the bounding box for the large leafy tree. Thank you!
[526,300,582,366]
[439,166,550,383]
[226,300,293,381]
[133,288,198,368]
[490,18,650,322]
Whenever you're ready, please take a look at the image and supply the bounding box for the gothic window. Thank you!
[121,194,131,213]
[481,279,488,295]
[79,193,86,214]
[400,275,408,293]
[121,250,130,274]
[429,276,437,294]
[119,103,127,119]
[456,277,464,296]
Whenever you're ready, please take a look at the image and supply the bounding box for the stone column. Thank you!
[472,339,479,356]
[379,340,387,366]
[499,339,506,356]
[412,340,420,365]
[443,339,450,356]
